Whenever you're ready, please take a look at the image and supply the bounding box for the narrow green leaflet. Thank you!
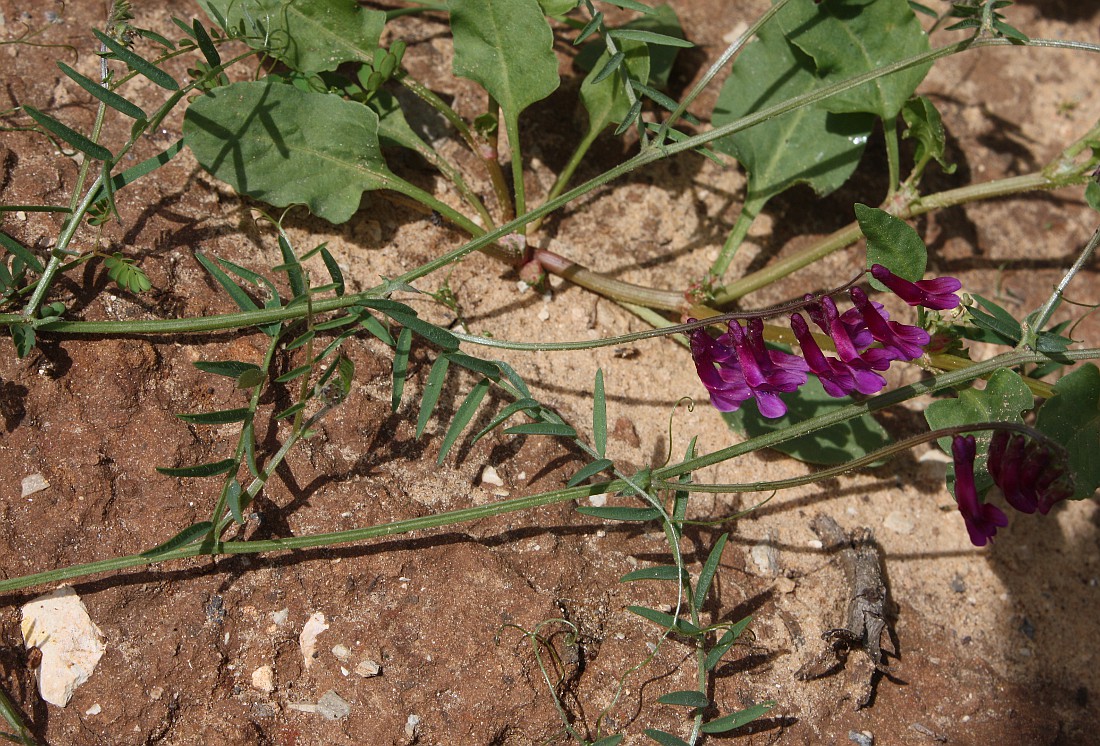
[416,355,451,438]
[140,522,215,558]
[924,367,1034,491]
[579,41,650,141]
[57,61,147,120]
[712,22,874,203]
[856,204,927,286]
[592,736,624,746]
[593,368,607,457]
[391,327,413,412]
[627,605,701,635]
[0,232,44,273]
[1035,363,1100,499]
[620,565,686,582]
[776,0,931,120]
[198,0,386,73]
[437,378,491,464]
[504,422,577,437]
[722,375,891,465]
[157,459,237,478]
[700,701,776,734]
[694,532,728,612]
[184,80,398,224]
[92,29,179,91]
[567,458,614,486]
[177,408,251,425]
[657,690,710,708]
[704,615,753,670]
[644,731,690,746]
[23,106,112,162]
[575,506,660,522]
[451,0,559,138]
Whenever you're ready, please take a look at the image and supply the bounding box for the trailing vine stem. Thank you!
[1,346,1095,596]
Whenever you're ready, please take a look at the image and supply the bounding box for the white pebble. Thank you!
[21,473,49,498]
[883,511,915,535]
[355,659,381,678]
[251,666,275,693]
[317,690,350,720]
[480,465,505,487]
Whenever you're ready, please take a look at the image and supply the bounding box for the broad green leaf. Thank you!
[575,505,660,522]
[416,356,451,438]
[903,95,955,174]
[451,0,559,121]
[140,522,214,557]
[627,605,701,635]
[722,375,891,465]
[437,378,491,464]
[657,690,710,708]
[567,458,614,487]
[539,0,577,15]
[184,80,398,224]
[776,0,930,120]
[855,204,927,287]
[1035,363,1100,499]
[177,408,251,424]
[644,731,690,746]
[197,0,386,73]
[620,565,686,582]
[712,22,873,203]
[700,701,776,734]
[157,459,237,478]
[694,533,728,612]
[924,367,1033,492]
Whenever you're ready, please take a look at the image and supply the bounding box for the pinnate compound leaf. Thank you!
[1035,363,1100,499]
[711,22,873,203]
[657,690,710,708]
[198,0,385,73]
[451,0,560,120]
[776,0,930,121]
[855,204,927,286]
[644,731,690,746]
[184,80,398,224]
[722,375,890,465]
[700,701,776,734]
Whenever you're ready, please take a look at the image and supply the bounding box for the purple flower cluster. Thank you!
[950,431,1074,546]
[690,265,960,418]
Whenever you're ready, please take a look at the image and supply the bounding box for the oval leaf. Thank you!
[657,690,710,708]
[157,459,236,478]
[856,204,927,286]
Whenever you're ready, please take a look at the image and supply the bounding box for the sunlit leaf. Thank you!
[1035,363,1100,499]
[856,204,927,286]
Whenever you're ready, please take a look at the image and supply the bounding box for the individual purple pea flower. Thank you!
[803,297,890,393]
[870,264,962,311]
[849,286,931,361]
[952,434,1009,547]
[987,431,1074,516]
[689,323,752,413]
[727,318,809,418]
[790,312,858,398]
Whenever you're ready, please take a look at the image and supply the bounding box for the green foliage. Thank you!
[1035,363,1100,499]
[722,375,891,466]
[711,21,873,203]
[902,95,955,175]
[856,204,927,285]
[184,81,396,224]
[776,0,931,122]
[198,0,386,73]
[103,253,152,293]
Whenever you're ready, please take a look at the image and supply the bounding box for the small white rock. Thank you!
[355,659,381,678]
[21,586,106,707]
[271,608,289,626]
[537,307,551,322]
[883,511,915,535]
[331,644,352,662]
[480,465,505,487]
[251,665,275,693]
[21,474,49,498]
[84,703,102,716]
[316,690,350,721]
[587,493,609,507]
[405,714,421,739]
[299,612,329,669]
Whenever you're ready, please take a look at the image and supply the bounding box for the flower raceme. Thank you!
[689,265,960,418]
[950,432,1074,546]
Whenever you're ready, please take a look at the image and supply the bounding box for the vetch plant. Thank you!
[1,0,1100,742]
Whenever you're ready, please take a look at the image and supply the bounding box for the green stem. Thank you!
[1026,224,1100,343]
[709,194,767,281]
[504,114,526,232]
[884,114,901,195]
[3,347,1096,595]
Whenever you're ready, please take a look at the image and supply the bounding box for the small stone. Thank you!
[85,703,101,716]
[537,306,551,322]
[316,690,350,721]
[883,511,915,535]
[750,538,779,576]
[355,659,381,678]
[587,493,608,508]
[950,574,966,593]
[271,608,289,626]
[774,576,797,594]
[21,474,49,498]
[251,666,275,693]
[21,586,106,707]
[331,644,352,662]
[480,465,505,487]
[848,730,874,746]
[405,714,421,739]
[299,612,328,669]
